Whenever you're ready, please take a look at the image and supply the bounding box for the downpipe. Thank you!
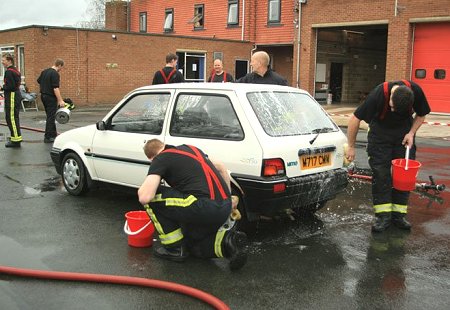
[0,265,230,310]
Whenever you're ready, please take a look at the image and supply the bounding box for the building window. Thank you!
[415,69,426,79]
[17,45,25,79]
[164,9,174,32]
[268,0,281,24]
[228,0,239,26]
[191,4,204,30]
[213,52,223,62]
[139,12,147,33]
[434,69,446,80]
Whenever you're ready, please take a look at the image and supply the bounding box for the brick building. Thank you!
[0,26,252,105]
[122,0,450,113]
[1,0,449,112]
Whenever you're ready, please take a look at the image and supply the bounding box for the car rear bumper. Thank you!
[233,168,348,217]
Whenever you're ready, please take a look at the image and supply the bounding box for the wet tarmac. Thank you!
[1,109,449,309]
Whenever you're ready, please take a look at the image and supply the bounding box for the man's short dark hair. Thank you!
[166,53,178,63]
[54,58,64,67]
[392,85,414,115]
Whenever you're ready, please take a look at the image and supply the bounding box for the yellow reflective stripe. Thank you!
[10,136,22,142]
[373,203,392,213]
[214,229,226,258]
[159,228,183,245]
[144,204,165,235]
[10,92,21,140]
[151,194,197,208]
[392,204,408,213]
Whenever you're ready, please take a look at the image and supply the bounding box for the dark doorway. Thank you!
[235,60,249,80]
[330,62,343,103]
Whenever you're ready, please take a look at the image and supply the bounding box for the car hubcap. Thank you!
[63,158,80,190]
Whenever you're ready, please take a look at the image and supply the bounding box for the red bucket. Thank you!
[391,158,421,191]
[124,211,155,247]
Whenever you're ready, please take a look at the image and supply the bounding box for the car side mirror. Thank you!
[96,121,107,131]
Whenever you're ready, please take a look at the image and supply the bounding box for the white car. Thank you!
[51,83,348,222]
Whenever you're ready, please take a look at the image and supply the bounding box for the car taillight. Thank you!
[263,158,285,177]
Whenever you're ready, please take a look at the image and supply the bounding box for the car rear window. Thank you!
[246,91,337,137]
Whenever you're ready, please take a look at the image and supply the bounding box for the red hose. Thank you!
[0,265,229,310]
[348,173,373,181]
[0,122,48,134]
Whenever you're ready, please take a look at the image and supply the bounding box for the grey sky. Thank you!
[0,0,89,31]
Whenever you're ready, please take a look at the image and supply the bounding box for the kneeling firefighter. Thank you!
[138,139,248,271]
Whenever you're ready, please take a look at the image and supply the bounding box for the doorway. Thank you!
[330,62,343,103]
[235,59,248,80]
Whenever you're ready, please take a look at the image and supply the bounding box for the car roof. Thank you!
[133,82,309,95]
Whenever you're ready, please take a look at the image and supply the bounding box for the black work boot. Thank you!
[5,140,21,148]
[154,245,188,262]
[392,212,412,230]
[372,212,392,233]
[223,230,248,271]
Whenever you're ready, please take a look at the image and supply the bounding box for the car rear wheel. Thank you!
[61,152,89,196]
[232,189,257,234]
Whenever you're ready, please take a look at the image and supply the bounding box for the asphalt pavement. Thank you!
[1,102,449,310]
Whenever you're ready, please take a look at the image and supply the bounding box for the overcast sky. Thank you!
[0,0,89,31]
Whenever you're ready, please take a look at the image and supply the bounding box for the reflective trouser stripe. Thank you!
[152,193,197,207]
[373,203,392,213]
[214,229,227,258]
[144,203,184,246]
[392,204,408,214]
[9,92,22,142]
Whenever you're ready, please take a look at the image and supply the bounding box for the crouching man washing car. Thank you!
[138,139,248,271]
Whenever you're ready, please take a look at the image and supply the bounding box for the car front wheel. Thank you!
[61,152,89,196]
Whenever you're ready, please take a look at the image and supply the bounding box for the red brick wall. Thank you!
[105,1,128,31]
[0,27,252,106]
[129,0,294,44]
[296,0,450,94]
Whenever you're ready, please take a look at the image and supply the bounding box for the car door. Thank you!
[91,91,172,187]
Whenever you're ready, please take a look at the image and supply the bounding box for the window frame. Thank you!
[164,8,174,32]
[139,12,147,33]
[193,4,205,30]
[267,0,281,24]
[227,0,239,26]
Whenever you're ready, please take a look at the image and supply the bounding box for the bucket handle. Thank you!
[123,220,152,236]
[405,146,410,171]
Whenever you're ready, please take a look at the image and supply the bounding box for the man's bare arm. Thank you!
[138,174,162,205]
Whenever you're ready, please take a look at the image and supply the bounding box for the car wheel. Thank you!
[232,189,257,234]
[61,152,89,196]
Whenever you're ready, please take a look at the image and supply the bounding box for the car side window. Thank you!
[110,93,170,134]
[170,94,244,140]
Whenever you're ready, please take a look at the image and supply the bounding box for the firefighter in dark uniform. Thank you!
[207,59,234,83]
[236,51,288,85]
[138,139,248,271]
[346,80,431,232]
[152,53,185,85]
[1,53,22,148]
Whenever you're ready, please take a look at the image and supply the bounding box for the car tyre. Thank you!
[61,152,89,196]
[232,189,257,234]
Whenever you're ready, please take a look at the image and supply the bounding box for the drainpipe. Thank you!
[241,0,246,41]
[250,45,257,72]
[127,0,131,32]
[295,1,303,88]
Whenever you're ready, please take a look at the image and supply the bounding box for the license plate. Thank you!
[300,152,332,170]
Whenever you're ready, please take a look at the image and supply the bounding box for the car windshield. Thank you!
[246,91,337,137]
